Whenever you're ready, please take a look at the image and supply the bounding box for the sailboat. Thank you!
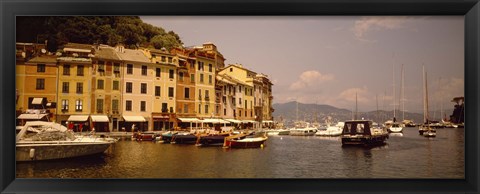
[289,101,317,136]
[419,65,436,137]
[388,62,403,133]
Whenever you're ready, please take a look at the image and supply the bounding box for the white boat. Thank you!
[315,122,344,136]
[389,122,403,133]
[16,121,115,161]
[289,122,317,136]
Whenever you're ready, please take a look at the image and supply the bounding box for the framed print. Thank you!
[1,0,479,193]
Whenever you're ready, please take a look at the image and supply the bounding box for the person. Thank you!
[68,122,74,131]
[131,124,136,132]
[79,123,83,133]
[90,127,96,135]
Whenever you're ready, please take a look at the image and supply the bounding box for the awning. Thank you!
[31,98,43,105]
[90,115,109,122]
[123,116,146,122]
[17,113,47,120]
[262,120,274,123]
[224,119,241,123]
[241,120,257,123]
[67,115,89,122]
[202,119,229,124]
[178,118,200,122]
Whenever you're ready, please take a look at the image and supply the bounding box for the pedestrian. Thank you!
[68,122,74,131]
[79,123,84,133]
[131,124,136,132]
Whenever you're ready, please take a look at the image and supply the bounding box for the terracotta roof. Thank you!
[94,46,121,61]
[26,55,57,64]
[116,48,151,63]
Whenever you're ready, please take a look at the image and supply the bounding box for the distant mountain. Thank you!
[272,101,453,127]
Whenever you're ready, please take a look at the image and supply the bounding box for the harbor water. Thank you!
[16,127,464,178]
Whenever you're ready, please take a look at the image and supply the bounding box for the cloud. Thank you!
[289,70,334,91]
[338,87,371,104]
[352,16,411,41]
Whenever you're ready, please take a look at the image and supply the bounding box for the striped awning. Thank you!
[202,119,229,124]
[67,115,89,122]
[224,119,241,123]
[90,115,109,122]
[123,116,146,122]
[178,118,200,122]
[17,113,47,120]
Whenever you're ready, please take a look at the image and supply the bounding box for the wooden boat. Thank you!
[171,132,197,144]
[160,131,177,143]
[223,134,268,148]
[195,133,230,146]
[132,131,160,141]
[16,121,114,161]
[341,120,389,146]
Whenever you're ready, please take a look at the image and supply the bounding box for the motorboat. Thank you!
[388,122,403,133]
[16,121,115,161]
[132,131,160,141]
[195,133,230,146]
[341,120,389,146]
[315,122,344,136]
[171,132,197,144]
[223,133,268,148]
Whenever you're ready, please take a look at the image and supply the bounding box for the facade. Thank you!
[56,43,94,130]
[15,41,274,131]
[91,45,123,132]
[147,48,178,130]
[171,48,197,128]
[16,43,57,125]
[116,46,154,131]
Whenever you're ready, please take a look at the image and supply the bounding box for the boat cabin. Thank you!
[342,120,372,136]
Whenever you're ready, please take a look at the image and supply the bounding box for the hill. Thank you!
[272,101,451,127]
[16,16,183,52]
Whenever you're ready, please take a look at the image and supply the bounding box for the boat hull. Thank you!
[172,134,197,144]
[16,142,112,161]
[197,135,227,146]
[224,137,267,148]
[341,135,388,146]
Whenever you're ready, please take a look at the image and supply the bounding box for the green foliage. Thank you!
[16,16,183,52]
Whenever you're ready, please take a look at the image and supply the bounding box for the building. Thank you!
[91,44,123,132]
[56,43,94,131]
[147,48,178,130]
[16,43,57,125]
[171,48,197,129]
[116,46,154,131]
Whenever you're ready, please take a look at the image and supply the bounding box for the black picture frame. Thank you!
[1,0,478,193]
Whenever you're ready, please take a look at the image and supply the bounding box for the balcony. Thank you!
[205,96,210,101]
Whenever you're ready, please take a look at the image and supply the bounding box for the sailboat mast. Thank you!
[402,64,405,121]
[392,59,396,122]
[355,92,358,120]
[376,94,379,124]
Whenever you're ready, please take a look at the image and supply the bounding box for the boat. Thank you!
[315,122,344,136]
[289,123,317,136]
[418,65,437,137]
[402,119,416,127]
[223,133,268,148]
[171,132,198,144]
[341,120,389,146]
[195,133,230,146]
[16,121,115,161]
[388,63,403,133]
[159,131,177,143]
[277,129,291,135]
[132,131,160,141]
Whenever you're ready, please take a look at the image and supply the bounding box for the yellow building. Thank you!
[191,49,216,119]
[16,43,57,124]
[171,48,197,129]
[146,48,178,130]
[56,43,94,130]
[218,64,256,122]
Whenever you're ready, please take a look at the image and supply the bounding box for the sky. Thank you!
[141,16,464,113]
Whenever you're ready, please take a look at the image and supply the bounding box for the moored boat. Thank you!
[341,120,389,146]
[16,121,115,161]
[171,132,197,144]
[195,133,230,146]
[132,131,160,141]
[223,133,268,148]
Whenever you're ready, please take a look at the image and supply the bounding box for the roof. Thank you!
[64,43,93,51]
[26,56,57,64]
[116,48,152,63]
[94,46,121,61]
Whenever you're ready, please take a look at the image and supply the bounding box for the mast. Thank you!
[401,64,405,121]
[423,65,429,123]
[376,94,379,124]
[355,92,358,120]
[392,58,396,122]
